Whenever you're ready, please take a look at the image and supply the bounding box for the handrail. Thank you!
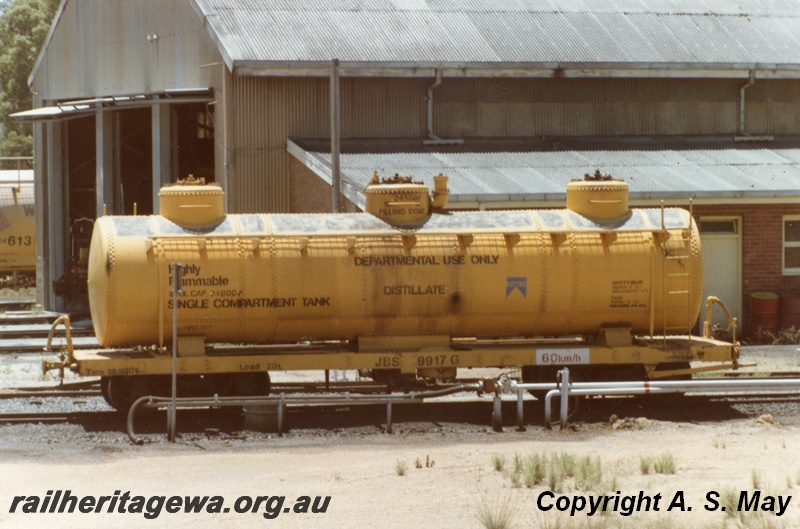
[45,315,74,354]
[703,296,738,343]
[42,315,76,384]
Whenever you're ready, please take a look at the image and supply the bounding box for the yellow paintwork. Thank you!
[66,335,737,377]
[566,179,630,221]
[158,176,225,229]
[0,184,35,272]
[88,177,704,349]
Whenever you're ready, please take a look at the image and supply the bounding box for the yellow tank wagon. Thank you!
[0,183,35,274]
[47,174,739,410]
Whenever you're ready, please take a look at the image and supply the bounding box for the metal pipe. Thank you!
[387,399,392,434]
[423,68,463,145]
[128,396,154,445]
[540,378,800,428]
[515,378,800,391]
[514,378,800,429]
[738,70,755,135]
[127,382,482,444]
[425,69,442,139]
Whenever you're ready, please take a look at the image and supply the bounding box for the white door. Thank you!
[699,217,742,333]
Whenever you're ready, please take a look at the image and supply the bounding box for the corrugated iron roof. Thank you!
[192,0,800,74]
[288,137,800,209]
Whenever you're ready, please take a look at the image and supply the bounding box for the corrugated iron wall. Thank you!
[747,80,800,134]
[231,76,426,212]
[233,77,290,213]
[231,75,800,212]
[435,78,744,137]
[33,0,215,100]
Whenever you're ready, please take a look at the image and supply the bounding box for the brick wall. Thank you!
[693,203,800,332]
[288,157,358,213]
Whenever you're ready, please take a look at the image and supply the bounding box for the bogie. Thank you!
[99,372,272,412]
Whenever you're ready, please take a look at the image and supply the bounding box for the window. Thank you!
[783,216,800,275]
[699,219,738,234]
[197,110,214,140]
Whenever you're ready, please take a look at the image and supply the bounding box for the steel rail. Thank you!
[0,410,115,424]
[0,390,101,400]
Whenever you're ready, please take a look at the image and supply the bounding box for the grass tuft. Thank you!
[475,493,516,529]
[640,453,676,475]
[492,453,506,472]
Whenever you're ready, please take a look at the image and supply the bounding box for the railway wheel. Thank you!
[100,376,113,407]
[101,376,136,411]
[232,371,271,397]
[101,375,164,413]
[101,373,272,413]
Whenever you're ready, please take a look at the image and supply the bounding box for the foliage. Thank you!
[498,452,603,494]
[475,492,517,529]
[0,0,58,157]
[492,453,506,472]
[0,130,32,160]
[770,326,800,345]
[640,453,676,475]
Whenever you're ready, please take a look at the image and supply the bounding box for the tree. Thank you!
[0,0,58,159]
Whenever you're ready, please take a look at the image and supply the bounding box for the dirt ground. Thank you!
[0,346,799,529]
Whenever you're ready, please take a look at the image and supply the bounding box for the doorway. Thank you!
[698,217,742,333]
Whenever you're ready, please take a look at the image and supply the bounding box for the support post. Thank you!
[152,100,171,212]
[96,107,114,216]
[44,120,65,310]
[278,393,285,436]
[330,59,341,213]
[492,394,503,432]
[168,263,183,443]
[559,368,570,430]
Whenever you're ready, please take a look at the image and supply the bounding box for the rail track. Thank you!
[0,309,95,353]
[1,376,799,431]
[0,410,116,424]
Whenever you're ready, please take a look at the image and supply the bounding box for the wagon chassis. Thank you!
[43,311,741,410]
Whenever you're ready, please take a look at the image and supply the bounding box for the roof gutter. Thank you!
[233,61,800,80]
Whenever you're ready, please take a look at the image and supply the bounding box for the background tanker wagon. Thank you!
[0,182,35,275]
[45,173,740,410]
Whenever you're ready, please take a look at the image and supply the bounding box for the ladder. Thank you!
[660,201,695,344]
